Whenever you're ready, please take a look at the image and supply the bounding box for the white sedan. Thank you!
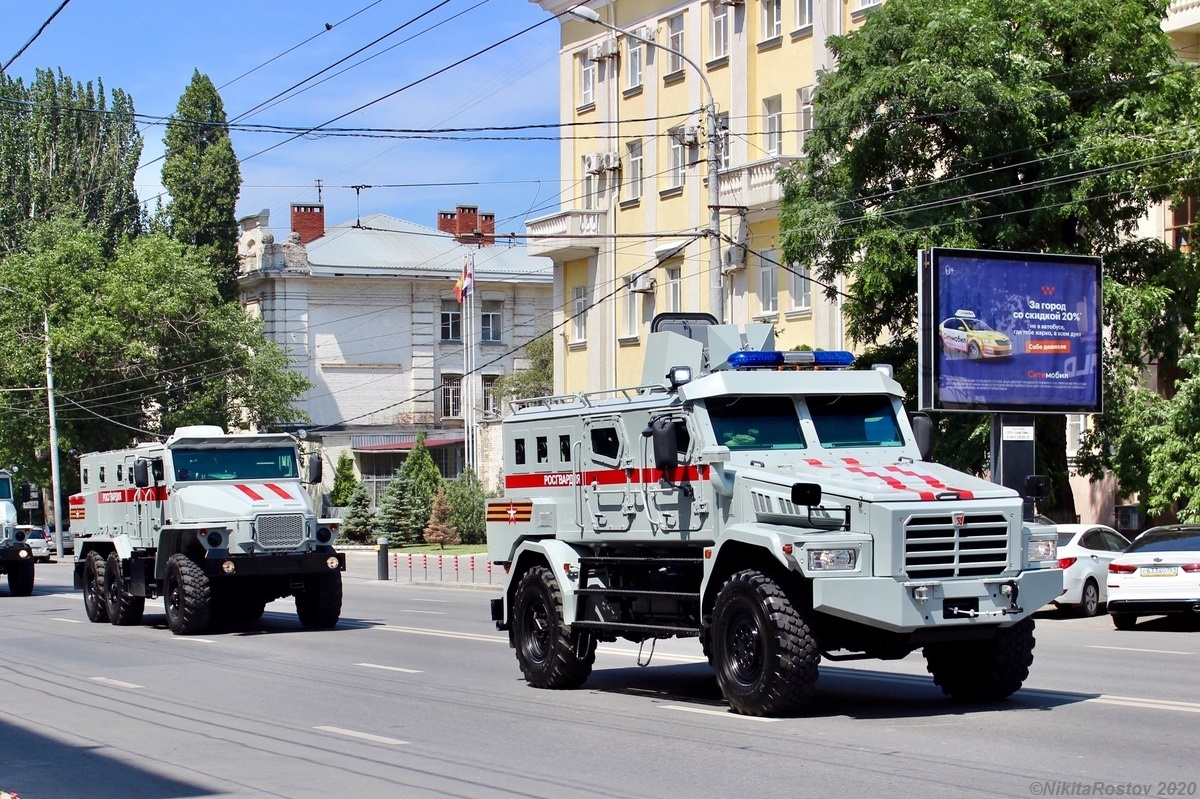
[1107,526,1200,630]
[1052,524,1130,616]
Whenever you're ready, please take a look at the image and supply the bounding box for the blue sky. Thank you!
[1,0,564,236]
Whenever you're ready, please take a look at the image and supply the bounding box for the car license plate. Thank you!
[1140,566,1177,577]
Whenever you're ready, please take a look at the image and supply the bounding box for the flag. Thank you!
[454,255,475,303]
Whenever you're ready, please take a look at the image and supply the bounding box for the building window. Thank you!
[627,140,643,201]
[716,111,730,169]
[627,38,643,89]
[668,127,687,188]
[764,95,783,156]
[580,53,595,106]
[441,374,462,418]
[759,249,778,314]
[762,0,782,40]
[666,266,683,313]
[623,276,639,337]
[798,86,814,152]
[796,0,814,28]
[789,260,811,310]
[1066,414,1086,459]
[482,375,500,415]
[481,300,502,342]
[440,301,461,341]
[572,286,588,342]
[667,14,685,74]
[711,4,729,60]
[582,161,598,210]
[1168,196,1197,252]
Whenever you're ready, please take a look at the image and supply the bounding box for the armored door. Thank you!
[581,416,633,534]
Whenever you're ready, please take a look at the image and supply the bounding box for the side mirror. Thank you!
[791,482,822,507]
[133,458,150,488]
[649,418,678,475]
[1024,474,1051,500]
[306,455,323,485]
[910,413,934,461]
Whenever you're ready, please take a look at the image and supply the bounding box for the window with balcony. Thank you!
[711,4,729,60]
[759,249,778,314]
[440,300,461,341]
[762,0,782,40]
[667,14,685,74]
[627,139,643,201]
[441,374,462,418]
[481,300,502,342]
[572,286,588,342]
[764,95,783,156]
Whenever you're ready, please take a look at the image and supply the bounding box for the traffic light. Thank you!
[18,483,37,503]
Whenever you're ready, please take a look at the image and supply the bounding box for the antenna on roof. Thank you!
[351,184,371,228]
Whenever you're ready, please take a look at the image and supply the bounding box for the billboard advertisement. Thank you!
[918,248,1102,413]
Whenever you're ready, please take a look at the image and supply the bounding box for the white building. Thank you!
[237,203,553,506]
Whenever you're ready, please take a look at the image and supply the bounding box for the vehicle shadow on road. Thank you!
[137,611,388,636]
[584,661,1095,720]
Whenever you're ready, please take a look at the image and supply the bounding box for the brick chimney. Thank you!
[290,203,325,245]
[436,204,495,246]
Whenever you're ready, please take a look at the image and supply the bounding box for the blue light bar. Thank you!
[727,351,785,369]
[811,350,856,367]
[725,350,856,370]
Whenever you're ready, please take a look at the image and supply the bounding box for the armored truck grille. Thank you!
[903,513,1009,578]
[254,514,306,550]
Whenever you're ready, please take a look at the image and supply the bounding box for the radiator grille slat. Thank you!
[904,513,1009,577]
[255,514,306,550]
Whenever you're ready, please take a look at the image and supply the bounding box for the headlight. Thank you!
[13,528,26,543]
[1027,539,1057,562]
[807,548,857,571]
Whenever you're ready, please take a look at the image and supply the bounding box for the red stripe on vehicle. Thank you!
[235,484,263,500]
[844,465,935,500]
[883,465,976,499]
[264,483,292,499]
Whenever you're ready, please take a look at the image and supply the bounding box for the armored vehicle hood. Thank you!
[170,481,311,521]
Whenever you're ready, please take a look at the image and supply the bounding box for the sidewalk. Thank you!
[341,548,501,590]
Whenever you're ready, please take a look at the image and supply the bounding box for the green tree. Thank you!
[329,452,358,508]
[161,70,242,300]
[0,69,142,252]
[491,332,553,402]
[422,487,460,549]
[399,435,443,543]
[778,0,1200,517]
[0,215,309,490]
[340,482,376,544]
[444,468,487,545]
[375,469,408,546]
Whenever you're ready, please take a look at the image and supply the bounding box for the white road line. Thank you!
[1087,645,1192,656]
[406,598,450,603]
[596,645,707,664]
[356,663,424,674]
[398,609,445,615]
[1090,695,1200,714]
[52,618,84,624]
[314,726,408,746]
[89,677,144,689]
[172,637,216,644]
[660,704,778,722]
[376,625,507,644]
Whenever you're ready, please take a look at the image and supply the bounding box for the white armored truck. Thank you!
[71,426,344,635]
[488,315,1061,716]
[0,469,34,596]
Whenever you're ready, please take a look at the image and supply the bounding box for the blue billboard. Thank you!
[918,248,1102,413]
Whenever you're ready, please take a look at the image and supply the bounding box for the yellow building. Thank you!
[527,0,876,393]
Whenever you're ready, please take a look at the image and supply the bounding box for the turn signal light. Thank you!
[1108,563,1137,574]
[1057,557,1077,569]
[1182,564,1200,573]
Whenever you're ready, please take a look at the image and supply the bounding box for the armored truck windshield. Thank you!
[172,447,299,481]
[707,395,806,450]
[0,477,10,500]
[807,394,904,448]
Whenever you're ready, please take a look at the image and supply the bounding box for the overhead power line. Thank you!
[2,0,72,73]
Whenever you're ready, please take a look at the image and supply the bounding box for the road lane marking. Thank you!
[1090,695,1200,713]
[1087,645,1192,655]
[398,609,445,615]
[171,637,216,643]
[660,704,778,722]
[356,663,423,674]
[53,618,84,624]
[377,625,507,644]
[314,726,408,746]
[89,677,144,689]
[596,645,707,664]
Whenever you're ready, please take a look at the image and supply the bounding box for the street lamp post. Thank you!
[569,6,724,323]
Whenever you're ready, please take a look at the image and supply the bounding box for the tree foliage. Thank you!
[444,468,488,545]
[375,468,408,546]
[490,332,553,403]
[329,451,358,508]
[340,482,376,544]
[161,70,242,300]
[779,0,1200,517]
[0,69,142,252]
[423,487,460,549]
[399,435,444,543]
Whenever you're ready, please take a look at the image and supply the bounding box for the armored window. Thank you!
[674,419,692,458]
[536,436,549,463]
[807,394,904,449]
[559,434,572,463]
[116,465,124,483]
[707,396,805,451]
[590,426,621,461]
[151,459,164,483]
[82,468,89,486]
[514,438,526,466]
[98,466,106,483]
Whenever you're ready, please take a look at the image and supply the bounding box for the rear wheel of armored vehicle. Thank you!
[711,569,819,717]
[7,558,34,597]
[296,571,342,629]
[82,551,109,622]
[512,565,595,689]
[104,552,145,626]
[923,617,1035,701]
[164,554,212,635]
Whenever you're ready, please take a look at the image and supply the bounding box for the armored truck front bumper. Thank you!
[0,543,32,563]
[198,549,345,578]
[812,566,1061,633]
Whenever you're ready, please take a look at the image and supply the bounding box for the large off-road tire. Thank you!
[710,569,820,717]
[295,571,342,630]
[1111,612,1138,631]
[104,552,145,626]
[164,554,212,636]
[924,617,1036,701]
[1079,579,1100,618]
[512,565,595,689]
[6,558,34,597]
[83,551,109,623]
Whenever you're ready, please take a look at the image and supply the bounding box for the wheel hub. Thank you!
[728,612,763,683]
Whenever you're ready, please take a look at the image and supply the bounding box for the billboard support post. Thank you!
[990,414,1038,521]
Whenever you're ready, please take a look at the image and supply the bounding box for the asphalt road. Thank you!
[2,554,1199,799]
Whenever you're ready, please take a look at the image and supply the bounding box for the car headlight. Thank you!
[808,548,857,571]
[1027,539,1057,562]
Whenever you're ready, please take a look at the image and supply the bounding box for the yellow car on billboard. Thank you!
[938,310,1012,359]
